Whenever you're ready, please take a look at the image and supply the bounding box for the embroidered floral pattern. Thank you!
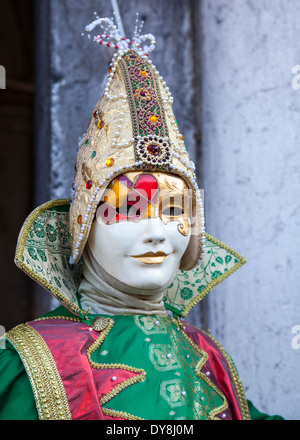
[46,224,57,242]
[164,234,246,316]
[19,204,82,313]
[33,219,45,239]
[160,379,186,407]
[134,316,167,334]
[149,344,179,371]
[180,287,193,300]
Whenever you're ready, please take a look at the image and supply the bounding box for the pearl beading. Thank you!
[135,135,172,167]
[84,16,156,57]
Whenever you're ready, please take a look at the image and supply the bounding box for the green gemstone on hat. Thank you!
[91,151,96,158]
[85,139,90,146]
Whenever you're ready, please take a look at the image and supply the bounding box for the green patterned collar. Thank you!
[15,199,246,319]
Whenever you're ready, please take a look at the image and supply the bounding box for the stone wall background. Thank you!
[3,0,299,420]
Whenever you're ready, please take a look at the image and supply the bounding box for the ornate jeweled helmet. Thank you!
[69,16,205,269]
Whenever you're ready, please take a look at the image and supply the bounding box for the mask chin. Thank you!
[93,254,178,295]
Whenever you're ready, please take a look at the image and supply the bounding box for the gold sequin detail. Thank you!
[91,316,108,332]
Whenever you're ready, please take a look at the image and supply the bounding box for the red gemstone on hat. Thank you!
[140,90,146,96]
[86,180,93,190]
[147,144,161,156]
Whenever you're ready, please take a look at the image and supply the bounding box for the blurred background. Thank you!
[0,0,299,420]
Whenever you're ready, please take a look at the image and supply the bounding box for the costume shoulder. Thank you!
[182,321,284,421]
[0,306,73,421]
[0,340,38,420]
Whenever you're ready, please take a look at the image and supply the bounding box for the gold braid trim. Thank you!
[181,233,247,318]
[6,324,72,420]
[102,408,144,421]
[202,330,251,420]
[87,318,146,408]
[34,316,81,322]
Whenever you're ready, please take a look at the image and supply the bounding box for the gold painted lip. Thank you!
[131,251,169,265]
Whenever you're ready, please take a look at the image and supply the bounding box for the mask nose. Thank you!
[142,217,166,245]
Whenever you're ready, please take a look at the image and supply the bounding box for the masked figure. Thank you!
[0,17,282,420]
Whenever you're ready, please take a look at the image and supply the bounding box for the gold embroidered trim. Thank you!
[119,54,169,153]
[173,317,228,420]
[6,324,72,420]
[119,58,140,140]
[202,331,251,420]
[102,408,144,420]
[34,316,81,322]
[14,198,85,318]
[181,233,247,318]
[86,318,146,409]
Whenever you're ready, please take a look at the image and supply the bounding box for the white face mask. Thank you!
[87,172,191,292]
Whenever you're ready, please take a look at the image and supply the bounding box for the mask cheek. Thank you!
[164,220,191,255]
[88,221,134,276]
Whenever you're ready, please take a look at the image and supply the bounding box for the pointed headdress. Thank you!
[69,15,206,270]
